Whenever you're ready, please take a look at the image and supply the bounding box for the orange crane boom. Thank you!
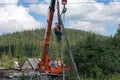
[39,0,56,73]
[37,0,56,73]
[37,0,68,75]
[37,0,62,74]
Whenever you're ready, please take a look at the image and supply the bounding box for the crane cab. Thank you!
[49,59,62,74]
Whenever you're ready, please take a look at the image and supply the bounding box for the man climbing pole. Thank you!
[54,22,62,42]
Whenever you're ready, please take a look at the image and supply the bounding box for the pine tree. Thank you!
[14,40,26,58]
[7,45,13,59]
[114,24,120,47]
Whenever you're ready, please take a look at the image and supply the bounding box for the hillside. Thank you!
[0,28,120,79]
[0,28,104,58]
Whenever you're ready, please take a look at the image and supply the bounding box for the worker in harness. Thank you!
[54,22,62,42]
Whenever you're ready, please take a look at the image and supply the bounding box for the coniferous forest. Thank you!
[0,27,120,79]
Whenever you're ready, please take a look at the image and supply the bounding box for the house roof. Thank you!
[0,67,6,70]
[22,58,39,70]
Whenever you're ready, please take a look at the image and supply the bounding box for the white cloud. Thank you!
[65,0,120,35]
[113,0,120,1]
[24,0,120,35]
[0,0,18,4]
[29,4,48,16]
[0,0,42,35]
[68,21,107,35]
[0,0,42,34]
[1,0,119,35]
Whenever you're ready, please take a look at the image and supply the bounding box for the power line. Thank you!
[0,1,120,5]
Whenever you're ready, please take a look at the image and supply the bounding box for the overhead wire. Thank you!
[0,1,120,5]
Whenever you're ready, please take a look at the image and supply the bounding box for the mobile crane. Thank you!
[35,0,81,80]
[37,0,67,75]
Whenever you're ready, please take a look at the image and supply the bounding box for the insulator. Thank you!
[62,0,67,5]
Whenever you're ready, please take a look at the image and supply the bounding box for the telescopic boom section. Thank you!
[38,0,56,73]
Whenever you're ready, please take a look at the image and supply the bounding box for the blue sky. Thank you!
[0,0,120,36]
[96,0,111,3]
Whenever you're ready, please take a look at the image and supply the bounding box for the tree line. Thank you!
[0,26,120,79]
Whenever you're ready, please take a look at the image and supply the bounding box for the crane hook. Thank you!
[62,6,67,14]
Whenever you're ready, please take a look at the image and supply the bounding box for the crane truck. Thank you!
[36,0,67,75]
